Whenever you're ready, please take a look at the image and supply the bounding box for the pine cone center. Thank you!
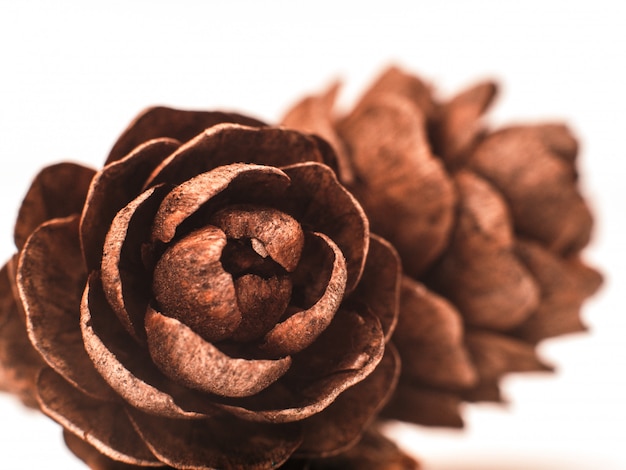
[152,204,305,345]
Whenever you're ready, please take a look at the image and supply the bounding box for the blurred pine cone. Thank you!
[0,108,420,469]
[282,66,603,427]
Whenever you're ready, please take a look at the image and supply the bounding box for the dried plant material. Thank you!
[295,346,399,457]
[513,239,603,342]
[428,171,541,331]
[0,108,405,468]
[38,368,160,466]
[468,126,593,254]
[63,430,163,470]
[14,163,96,250]
[394,277,476,390]
[282,65,602,426]
[284,428,421,469]
[432,81,497,169]
[18,216,115,401]
[322,92,455,277]
[0,260,45,408]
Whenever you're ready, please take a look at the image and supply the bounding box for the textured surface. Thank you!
[282,65,602,428]
[0,110,409,469]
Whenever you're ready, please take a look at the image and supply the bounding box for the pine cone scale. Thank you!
[0,107,405,468]
[282,65,601,427]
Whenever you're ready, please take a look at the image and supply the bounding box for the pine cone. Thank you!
[282,66,603,427]
[0,108,419,468]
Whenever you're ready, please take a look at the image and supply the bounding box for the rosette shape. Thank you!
[0,108,416,469]
[282,66,603,427]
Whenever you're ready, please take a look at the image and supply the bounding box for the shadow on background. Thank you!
[421,455,617,470]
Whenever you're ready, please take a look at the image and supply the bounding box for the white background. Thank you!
[0,1,624,469]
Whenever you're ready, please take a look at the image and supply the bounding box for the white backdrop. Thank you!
[1,1,624,469]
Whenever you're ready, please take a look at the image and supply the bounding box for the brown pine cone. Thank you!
[0,108,419,469]
[282,66,603,427]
